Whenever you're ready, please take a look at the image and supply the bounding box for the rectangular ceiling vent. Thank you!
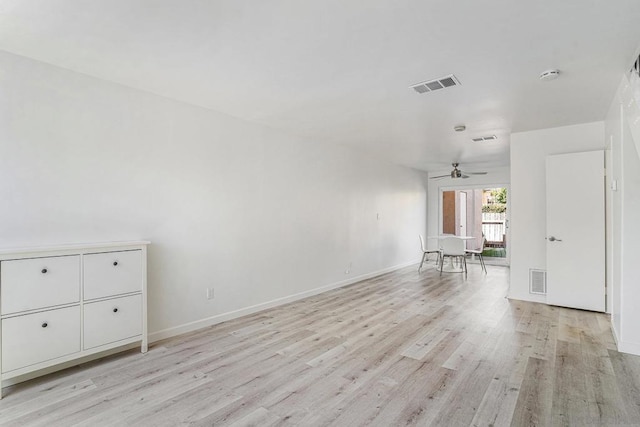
[472,135,498,142]
[410,74,460,94]
[529,269,547,295]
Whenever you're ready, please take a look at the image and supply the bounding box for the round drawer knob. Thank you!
[41,268,48,274]
[42,322,48,328]
[113,261,118,266]
[113,308,119,313]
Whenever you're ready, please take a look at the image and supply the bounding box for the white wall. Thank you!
[606,73,640,355]
[0,51,428,339]
[426,167,510,250]
[509,122,605,303]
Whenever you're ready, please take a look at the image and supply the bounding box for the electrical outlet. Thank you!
[345,262,352,275]
[206,287,215,300]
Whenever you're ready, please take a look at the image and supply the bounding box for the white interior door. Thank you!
[459,192,467,237]
[546,150,605,312]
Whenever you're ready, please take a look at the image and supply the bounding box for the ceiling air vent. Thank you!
[410,74,460,94]
[472,135,497,142]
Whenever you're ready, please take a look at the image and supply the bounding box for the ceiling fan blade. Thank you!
[429,174,450,179]
[461,174,470,179]
[462,171,488,175]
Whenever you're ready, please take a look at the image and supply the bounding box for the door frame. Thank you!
[438,182,511,266]
[459,191,468,237]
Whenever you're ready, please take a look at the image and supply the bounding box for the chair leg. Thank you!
[439,255,444,276]
[463,255,467,277]
[479,254,487,273]
[419,252,427,272]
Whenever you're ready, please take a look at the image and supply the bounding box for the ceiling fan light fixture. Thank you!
[450,162,462,178]
[429,163,488,180]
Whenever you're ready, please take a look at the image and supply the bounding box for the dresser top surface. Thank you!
[0,241,150,258]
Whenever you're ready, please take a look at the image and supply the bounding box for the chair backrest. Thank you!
[473,234,486,251]
[419,234,427,252]
[440,237,465,256]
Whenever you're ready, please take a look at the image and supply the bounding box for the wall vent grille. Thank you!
[472,135,498,142]
[529,269,547,294]
[410,74,460,94]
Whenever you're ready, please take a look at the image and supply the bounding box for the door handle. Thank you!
[547,236,562,242]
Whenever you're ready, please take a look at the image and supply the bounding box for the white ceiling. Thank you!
[1,0,640,171]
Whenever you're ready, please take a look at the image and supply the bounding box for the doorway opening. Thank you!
[441,187,508,265]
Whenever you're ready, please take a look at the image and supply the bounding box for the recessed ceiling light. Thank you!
[539,69,560,81]
[454,125,466,132]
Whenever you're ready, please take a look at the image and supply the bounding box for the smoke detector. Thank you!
[454,125,466,132]
[539,69,560,81]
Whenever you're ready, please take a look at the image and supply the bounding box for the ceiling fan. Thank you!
[429,163,488,180]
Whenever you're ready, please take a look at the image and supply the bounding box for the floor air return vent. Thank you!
[529,269,547,295]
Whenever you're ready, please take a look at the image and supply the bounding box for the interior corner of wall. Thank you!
[611,321,621,346]
[622,73,640,158]
[506,286,547,305]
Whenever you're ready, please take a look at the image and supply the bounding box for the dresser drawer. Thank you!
[83,250,142,300]
[83,294,142,350]
[1,255,80,314]
[2,306,81,373]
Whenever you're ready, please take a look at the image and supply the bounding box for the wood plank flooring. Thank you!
[1,263,639,426]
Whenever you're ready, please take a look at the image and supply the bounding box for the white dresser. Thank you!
[0,241,149,398]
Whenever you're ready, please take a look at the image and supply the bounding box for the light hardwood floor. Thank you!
[1,263,639,426]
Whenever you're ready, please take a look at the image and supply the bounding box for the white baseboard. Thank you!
[617,340,640,356]
[506,292,546,305]
[607,323,640,355]
[149,259,419,343]
[611,322,621,347]
[617,341,640,356]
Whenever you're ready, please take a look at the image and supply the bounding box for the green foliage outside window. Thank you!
[491,188,507,204]
[482,188,507,212]
[482,204,506,213]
